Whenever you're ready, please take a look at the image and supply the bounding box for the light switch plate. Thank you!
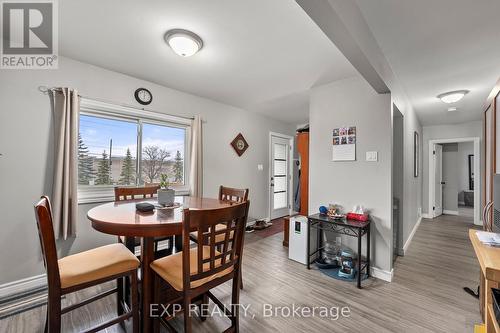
[366,151,378,162]
[257,164,264,171]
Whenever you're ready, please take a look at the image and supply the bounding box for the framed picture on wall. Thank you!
[414,131,419,177]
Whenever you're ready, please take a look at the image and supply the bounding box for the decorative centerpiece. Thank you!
[157,174,175,207]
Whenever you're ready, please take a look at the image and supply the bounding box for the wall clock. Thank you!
[231,133,249,156]
[134,88,152,105]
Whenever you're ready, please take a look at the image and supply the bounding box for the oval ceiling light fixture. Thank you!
[164,29,203,57]
[437,90,469,104]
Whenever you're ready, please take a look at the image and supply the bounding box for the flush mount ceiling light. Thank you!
[164,29,203,57]
[437,90,469,104]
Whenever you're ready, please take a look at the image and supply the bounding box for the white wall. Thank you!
[309,75,392,273]
[0,57,295,285]
[422,121,483,216]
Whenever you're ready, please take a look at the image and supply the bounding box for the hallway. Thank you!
[391,214,482,331]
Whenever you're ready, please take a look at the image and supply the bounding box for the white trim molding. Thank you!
[421,213,432,219]
[0,275,46,301]
[428,137,481,225]
[371,267,394,282]
[443,210,459,216]
[402,217,422,255]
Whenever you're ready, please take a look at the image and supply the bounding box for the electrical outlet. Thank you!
[257,164,263,171]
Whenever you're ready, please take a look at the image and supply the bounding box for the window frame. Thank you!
[78,98,191,204]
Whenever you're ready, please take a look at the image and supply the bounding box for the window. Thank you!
[78,99,190,203]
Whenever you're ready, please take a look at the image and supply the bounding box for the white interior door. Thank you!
[270,135,290,219]
[434,144,443,217]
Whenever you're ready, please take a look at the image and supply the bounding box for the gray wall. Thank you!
[298,0,423,256]
[0,56,295,285]
[422,121,482,216]
[309,75,392,272]
[393,108,404,252]
[442,143,459,212]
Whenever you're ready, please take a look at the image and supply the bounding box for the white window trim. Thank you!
[78,98,191,204]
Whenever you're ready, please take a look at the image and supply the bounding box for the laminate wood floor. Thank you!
[0,214,482,332]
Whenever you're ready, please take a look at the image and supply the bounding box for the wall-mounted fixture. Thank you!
[437,90,469,104]
[164,29,203,57]
[447,107,458,112]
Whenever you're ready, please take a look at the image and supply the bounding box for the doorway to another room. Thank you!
[429,138,480,224]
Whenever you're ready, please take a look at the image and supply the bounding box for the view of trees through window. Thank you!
[78,114,186,187]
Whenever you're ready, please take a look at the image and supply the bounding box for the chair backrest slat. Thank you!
[219,186,249,204]
[34,196,61,288]
[114,185,160,202]
[182,201,250,289]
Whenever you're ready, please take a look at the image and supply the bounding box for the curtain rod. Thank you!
[38,86,195,121]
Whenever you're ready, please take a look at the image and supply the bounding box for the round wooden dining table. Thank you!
[87,196,233,333]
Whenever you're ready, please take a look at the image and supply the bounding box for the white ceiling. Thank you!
[355,0,500,126]
[59,0,355,124]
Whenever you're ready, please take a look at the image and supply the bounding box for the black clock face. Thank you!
[134,88,152,105]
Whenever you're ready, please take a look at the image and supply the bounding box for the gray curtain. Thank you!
[49,88,79,239]
[189,115,203,197]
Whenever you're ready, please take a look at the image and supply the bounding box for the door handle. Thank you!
[440,182,446,185]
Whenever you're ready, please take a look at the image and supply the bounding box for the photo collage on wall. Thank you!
[333,127,356,146]
[332,126,356,161]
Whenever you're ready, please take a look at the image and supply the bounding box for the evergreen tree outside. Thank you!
[119,148,135,185]
[95,150,112,185]
[173,150,183,184]
[78,133,94,185]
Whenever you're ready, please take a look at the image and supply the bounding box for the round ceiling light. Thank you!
[437,90,469,104]
[164,29,203,57]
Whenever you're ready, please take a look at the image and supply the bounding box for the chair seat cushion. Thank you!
[58,243,140,289]
[189,224,234,244]
[150,246,233,291]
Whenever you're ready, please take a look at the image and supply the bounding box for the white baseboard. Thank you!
[371,267,393,282]
[421,213,432,219]
[443,210,459,216]
[402,217,422,255]
[0,274,47,301]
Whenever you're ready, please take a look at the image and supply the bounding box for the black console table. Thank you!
[307,213,371,288]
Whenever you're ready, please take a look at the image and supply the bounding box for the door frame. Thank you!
[268,132,294,221]
[428,137,481,225]
[433,144,443,217]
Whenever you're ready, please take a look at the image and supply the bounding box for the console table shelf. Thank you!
[307,213,371,288]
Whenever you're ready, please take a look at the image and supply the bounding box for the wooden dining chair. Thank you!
[190,185,249,289]
[150,201,250,333]
[34,196,140,333]
[114,185,174,254]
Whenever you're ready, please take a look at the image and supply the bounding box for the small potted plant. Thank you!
[157,174,175,206]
